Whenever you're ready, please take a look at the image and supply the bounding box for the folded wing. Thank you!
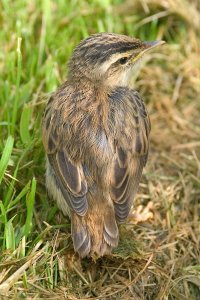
[42,94,88,216]
[109,89,150,223]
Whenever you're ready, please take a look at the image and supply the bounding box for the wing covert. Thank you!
[42,93,88,216]
[109,88,150,223]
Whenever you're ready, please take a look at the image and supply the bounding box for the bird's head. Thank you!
[68,33,164,87]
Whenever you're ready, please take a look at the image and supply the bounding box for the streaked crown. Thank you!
[68,33,164,87]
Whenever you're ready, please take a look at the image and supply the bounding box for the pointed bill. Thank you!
[131,40,165,64]
[142,40,166,51]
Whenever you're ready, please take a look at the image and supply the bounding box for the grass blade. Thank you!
[5,217,16,251]
[11,37,22,136]
[23,177,37,237]
[20,105,33,144]
[0,136,14,184]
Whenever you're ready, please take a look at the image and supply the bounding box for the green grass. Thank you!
[0,0,200,298]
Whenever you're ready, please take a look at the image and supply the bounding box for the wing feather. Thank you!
[109,88,150,223]
[42,93,88,216]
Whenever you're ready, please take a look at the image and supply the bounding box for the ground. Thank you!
[0,0,200,299]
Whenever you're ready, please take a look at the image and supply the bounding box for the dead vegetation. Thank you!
[0,0,200,299]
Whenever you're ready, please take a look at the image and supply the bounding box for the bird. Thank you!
[42,33,164,258]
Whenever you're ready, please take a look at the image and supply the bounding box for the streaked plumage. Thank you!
[42,33,164,258]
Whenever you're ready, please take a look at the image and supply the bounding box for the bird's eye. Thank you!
[118,57,128,65]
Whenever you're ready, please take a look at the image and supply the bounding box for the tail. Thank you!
[71,200,119,258]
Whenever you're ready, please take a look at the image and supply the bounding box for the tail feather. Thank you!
[71,203,119,258]
[103,210,119,247]
[71,213,91,258]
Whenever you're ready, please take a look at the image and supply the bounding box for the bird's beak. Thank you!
[131,40,165,64]
[142,40,166,51]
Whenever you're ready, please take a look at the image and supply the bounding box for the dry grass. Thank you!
[0,0,200,299]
